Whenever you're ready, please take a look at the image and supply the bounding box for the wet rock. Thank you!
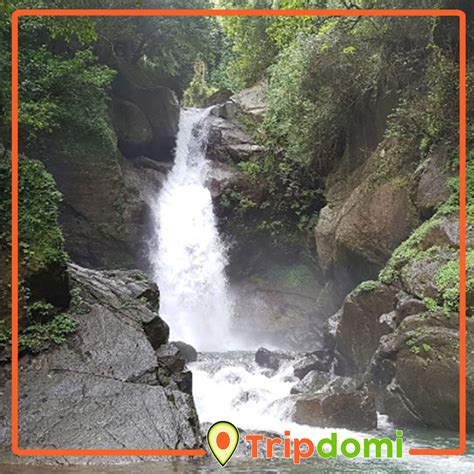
[122,85,179,162]
[293,350,332,379]
[143,316,169,350]
[232,269,323,352]
[290,370,332,394]
[315,181,420,289]
[40,133,149,269]
[336,182,421,273]
[0,264,202,463]
[379,311,397,332]
[203,89,233,107]
[130,155,173,174]
[290,386,377,431]
[255,347,284,370]
[206,160,244,199]
[323,309,342,351]
[172,341,198,363]
[314,205,338,274]
[211,100,238,120]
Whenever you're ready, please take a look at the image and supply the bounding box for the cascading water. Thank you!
[150,108,234,351]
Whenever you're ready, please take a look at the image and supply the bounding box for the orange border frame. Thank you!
[10,7,466,459]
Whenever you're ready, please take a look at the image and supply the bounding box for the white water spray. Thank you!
[150,108,234,351]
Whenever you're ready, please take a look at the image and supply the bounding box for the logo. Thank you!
[207,421,239,466]
[207,423,404,466]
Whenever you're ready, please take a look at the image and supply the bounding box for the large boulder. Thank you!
[370,312,474,431]
[127,86,179,162]
[171,341,198,363]
[290,370,333,395]
[112,61,180,163]
[0,264,202,463]
[333,282,398,375]
[255,347,294,371]
[316,180,421,286]
[112,98,153,157]
[206,116,265,164]
[290,385,377,431]
[231,82,267,121]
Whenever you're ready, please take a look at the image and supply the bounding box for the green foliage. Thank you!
[0,156,66,273]
[29,300,55,320]
[0,156,67,324]
[262,9,439,171]
[17,48,116,150]
[435,250,474,316]
[423,297,441,313]
[438,151,474,226]
[1,0,222,150]
[92,0,221,94]
[355,280,378,294]
[218,0,278,88]
[183,60,216,107]
[379,219,439,285]
[0,314,77,354]
[132,271,148,282]
[0,1,109,150]
[237,160,262,176]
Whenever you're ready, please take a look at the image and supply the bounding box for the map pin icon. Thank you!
[207,421,239,466]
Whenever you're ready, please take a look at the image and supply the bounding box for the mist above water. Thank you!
[150,108,235,351]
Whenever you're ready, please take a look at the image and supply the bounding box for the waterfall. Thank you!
[149,108,234,351]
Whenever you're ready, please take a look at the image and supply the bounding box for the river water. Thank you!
[2,108,472,472]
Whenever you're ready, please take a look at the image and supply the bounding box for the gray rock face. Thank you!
[293,351,332,380]
[206,116,265,164]
[230,268,324,351]
[231,82,267,120]
[415,150,452,218]
[290,370,333,395]
[0,264,202,464]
